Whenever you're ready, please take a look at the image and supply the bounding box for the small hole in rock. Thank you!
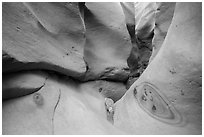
[152,105,156,111]
[99,88,103,92]
[142,95,147,101]
[33,93,43,106]
[133,88,137,95]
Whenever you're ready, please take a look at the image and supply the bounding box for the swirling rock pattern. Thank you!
[2,2,202,135]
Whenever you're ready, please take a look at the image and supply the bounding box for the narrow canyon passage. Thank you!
[2,2,202,135]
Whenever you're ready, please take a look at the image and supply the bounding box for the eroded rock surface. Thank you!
[3,73,59,134]
[125,2,176,88]
[82,2,132,82]
[3,72,124,134]
[149,2,176,62]
[3,2,134,82]
[3,71,48,100]
[3,2,86,78]
[2,2,202,135]
[114,2,202,134]
[83,80,127,102]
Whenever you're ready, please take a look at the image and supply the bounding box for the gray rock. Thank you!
[3,2,86,78]
[82,2,132,82]
[3,71,48,100]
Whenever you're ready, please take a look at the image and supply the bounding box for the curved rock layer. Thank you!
[2,72,124,134]
[3,71,48,100]
[84,80,127,102]
[149,2,176,62]
[125,2,175,88]
[134,2,156,73]
[3,2,86,78]
[3,2,134,82]
[124,2,157,87]
[114,2,202,134]
[2,2,202,135]
[2,2,174,84]
[3,74,60,134]
[120,2,140,77]
[82,2,132,81]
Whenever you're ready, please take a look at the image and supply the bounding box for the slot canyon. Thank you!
[2,2,202,135]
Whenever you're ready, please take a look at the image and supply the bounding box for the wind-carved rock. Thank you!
[105,98,115,124]
[3,71,48,100]
[2,2,202,135]
[149,2,176,62]
[3,2,86,78]
[82,2,132,82]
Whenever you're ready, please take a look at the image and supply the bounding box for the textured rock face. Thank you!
[3,73,60,134]
[3,2,132,82]
[2,2,202,135]
[3,72,123,134]
[114,2,202,134]
[3,3,86,78]
[134,2,156,75]
[82,2,132,81]
[120,2,139,75]
[149,2,176,62]
[3,71,48,100]
[84,80,127,102]
[125,2,175,88]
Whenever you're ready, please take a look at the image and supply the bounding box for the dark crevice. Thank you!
[2,75,48,101]
[52,89,61,135]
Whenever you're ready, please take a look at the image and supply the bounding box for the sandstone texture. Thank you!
[149,2,176,62]
[3,71,48,100]
[82,2,132,81]
[3,3,86,78]
[114,2,202,134]
[2,2,202,135]
[3,72,123,134]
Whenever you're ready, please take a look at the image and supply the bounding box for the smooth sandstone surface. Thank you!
[114,2,201,134]
[3,71,48,100]
[84,80,127,102]
[149,2,176,62]
[135,2,156,40]
[125,2,156,81]
[125,2,155,88]
[82,2,132,81]
[126,2,175,88]
[3,3,86,78]
[2,2,202,135]
[120,2,140,76]
[3,2,133,82]
[120,2,135,26]
[3,74,60,134]
[2,72,124,134]
[134,2,156,74]
[53,77,122,134]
